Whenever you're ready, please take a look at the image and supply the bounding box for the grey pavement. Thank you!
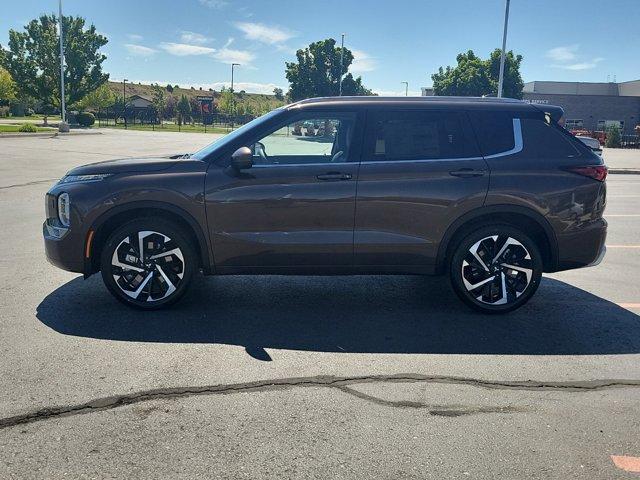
[0,130,639,479]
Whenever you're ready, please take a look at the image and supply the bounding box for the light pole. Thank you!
[122,78,128,129]
[58,0,68,131]
[497,0,511,98]
[401,82,409,97]
[230,63,240,129]
[339,33,345,96]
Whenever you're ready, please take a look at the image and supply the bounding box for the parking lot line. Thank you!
[617,303,640,309]
[606,214,640,217]
[607,245,640,248]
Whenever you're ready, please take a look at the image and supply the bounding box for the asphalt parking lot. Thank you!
[0,130,639,479]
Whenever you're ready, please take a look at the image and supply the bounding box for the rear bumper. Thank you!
[554,218,607,272]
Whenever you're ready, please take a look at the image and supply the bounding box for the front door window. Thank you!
[251,114,356,165]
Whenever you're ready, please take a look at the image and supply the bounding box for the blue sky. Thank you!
[1,0,639,95]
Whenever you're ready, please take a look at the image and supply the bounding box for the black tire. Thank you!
[100,218,197,310]
[449,225,543,314]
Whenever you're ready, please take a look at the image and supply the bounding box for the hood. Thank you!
[66,156,182,176]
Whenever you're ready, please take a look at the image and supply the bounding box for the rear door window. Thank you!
[468,111,515,156]
[365,110,478,161]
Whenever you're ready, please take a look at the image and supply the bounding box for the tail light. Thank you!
[565,165,607,182]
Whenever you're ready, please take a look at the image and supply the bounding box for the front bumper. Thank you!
[43,220,86,273]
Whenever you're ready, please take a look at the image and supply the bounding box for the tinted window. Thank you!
[251,113,356,165]
[468,111,515,156]
[522,118,581,159]
[366,110,476,161]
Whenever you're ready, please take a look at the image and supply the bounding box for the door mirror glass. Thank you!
[231,146,253,170]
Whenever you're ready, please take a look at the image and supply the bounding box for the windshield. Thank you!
[190,108,285,161]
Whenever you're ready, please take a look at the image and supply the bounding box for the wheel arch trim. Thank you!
[86,200,213,275]
[435,204,558,274]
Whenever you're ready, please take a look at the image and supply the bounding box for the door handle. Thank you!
[449,168,486,178]
[316,172,352,181]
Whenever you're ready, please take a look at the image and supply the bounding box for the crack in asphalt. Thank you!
[0,179,59,190]
[2,374,639,430]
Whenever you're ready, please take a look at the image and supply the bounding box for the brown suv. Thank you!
[44,97,607,313]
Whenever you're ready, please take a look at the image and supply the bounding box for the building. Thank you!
[420,80,640,134]
[523,80,640,134]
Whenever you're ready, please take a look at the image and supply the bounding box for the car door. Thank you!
[354,108,489,270]
[205,110,362,271]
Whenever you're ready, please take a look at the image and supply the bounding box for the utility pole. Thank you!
[339,33,345,96]
[497,0,511,98]
[401,81,409,97]
[58,0,68,131]
[230,63,240,130]
[122,79,128,129]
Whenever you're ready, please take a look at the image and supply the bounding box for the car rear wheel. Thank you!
[100,218,197,309]
[449,225,543,314]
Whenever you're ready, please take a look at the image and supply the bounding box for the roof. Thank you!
[287,96,534,111]
[127,94,152,102]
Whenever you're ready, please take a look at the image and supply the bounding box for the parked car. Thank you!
[576,135,603,156]
[44,96,607,314]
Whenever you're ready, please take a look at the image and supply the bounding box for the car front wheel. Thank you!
[100,218,196,309]
[450,225,543,314]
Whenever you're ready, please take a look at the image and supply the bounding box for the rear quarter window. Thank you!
[521,118,581,159]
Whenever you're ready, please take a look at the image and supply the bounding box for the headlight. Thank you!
[58,192,71,227]
[59,174,112,184]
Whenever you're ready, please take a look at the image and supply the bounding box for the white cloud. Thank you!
[373,89,422,97]
[234,22,295,45]
[180,31,211,45]
[110,78,283,95]
[206,81,283,95]
[126,33,143,41]
[123,44,157,57]
[546,45,604,71]
[160,42,216,56]
[213,48,255,65]
[554,57,605,71]
[350,49,376,73]
[546,45,579,62]
[199,0,228,8]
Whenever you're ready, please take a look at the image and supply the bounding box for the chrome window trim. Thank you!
[483,118,523,159]
[252,161,352,168]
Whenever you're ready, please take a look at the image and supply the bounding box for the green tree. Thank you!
[218,86,234,114]
[273,87,284,101]
[431,49,524,99]
[0,67,17,104]
[77,83,114,111]
[605,125,621,148]
[285,38,374,101]
[151,84,165,124]
[176,94,191,126]
[1,14,108,123]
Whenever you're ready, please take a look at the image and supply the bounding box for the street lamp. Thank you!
[58,0,68,132]
[401,82,409,97]
[497,0,511,98]
[122,78,128,129]
[339,33,345,96]
[230,63,240,129]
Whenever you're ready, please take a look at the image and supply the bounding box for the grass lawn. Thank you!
[3,115,62,121]
[0,124,57,133]
[96,122,234,135]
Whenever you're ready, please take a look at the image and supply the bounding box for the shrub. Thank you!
[18,123,37,132]
[76,112,95,127]
[605,125,621,148]
[0,106,9,117]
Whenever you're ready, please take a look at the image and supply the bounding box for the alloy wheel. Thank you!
[111,230,185,302]
[461,235,533,305]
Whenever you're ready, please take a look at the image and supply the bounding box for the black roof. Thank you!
[287,96,539,112]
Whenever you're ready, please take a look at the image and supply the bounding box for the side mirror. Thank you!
[231,146,253,170]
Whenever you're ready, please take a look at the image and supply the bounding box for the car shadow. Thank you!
[36,275,640,355]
